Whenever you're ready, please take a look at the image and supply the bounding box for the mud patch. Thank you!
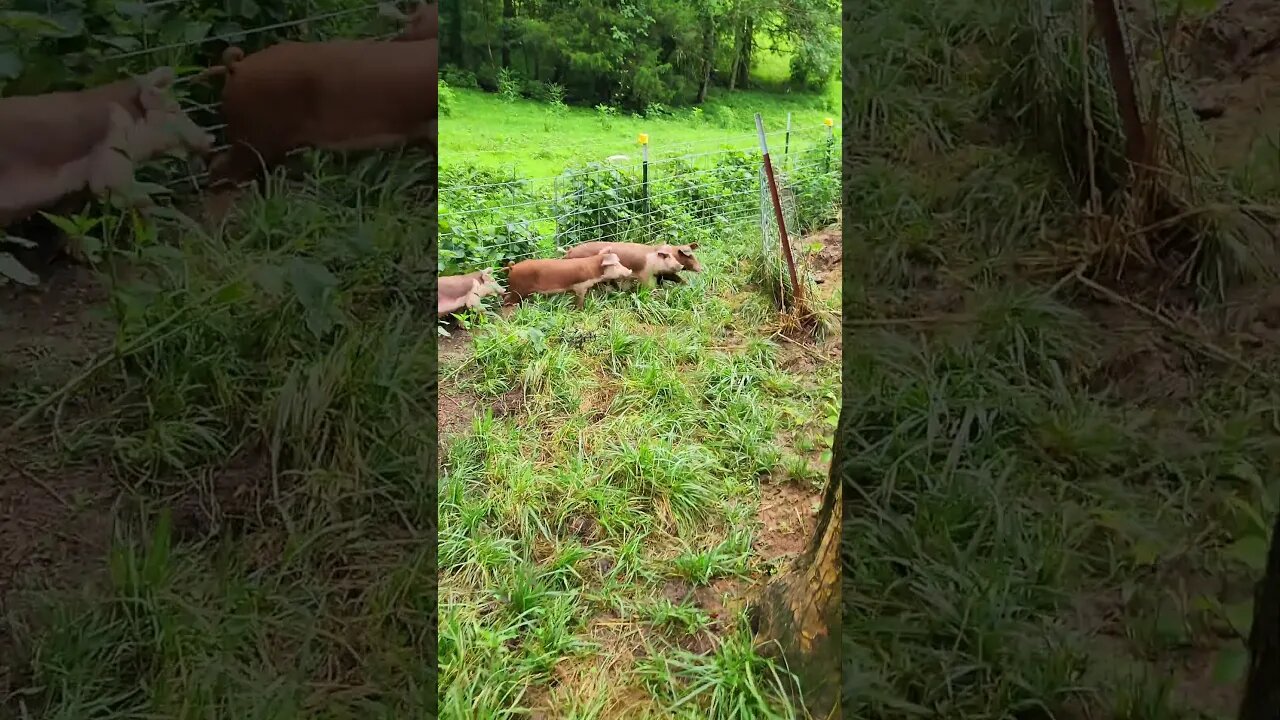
[1084,302,1202,404]
[805,226,842,272]
[801,225,842,306]
[1184,0,1280,166]
[527,615,663,719]
[0,267,119,661]
[0,450,116,632]
[659,576,748,655]
[0,267,114,407]
[756,481,821,566]
[438,386,482,438]
[169,448,274,541]
[438,329,481,437]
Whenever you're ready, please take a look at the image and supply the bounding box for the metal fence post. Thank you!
[755,113,804,310]
[639,132,649,240]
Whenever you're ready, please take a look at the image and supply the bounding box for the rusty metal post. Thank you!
[1092,0,1146,169]
[755,113,804,309]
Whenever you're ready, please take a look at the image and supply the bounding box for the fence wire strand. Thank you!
[102,2,388,61]
[442,122,833,163]
[441,128,836,268]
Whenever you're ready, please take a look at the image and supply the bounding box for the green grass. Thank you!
[438,233,841,717]
[842,0,1280,717]
[440,80,839,178]
[0,153,440,717]
[437,44,842,716]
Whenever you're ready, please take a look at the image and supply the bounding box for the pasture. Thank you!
[436,81,843,716]
[843,0,1280,716]
[437,41,840,179]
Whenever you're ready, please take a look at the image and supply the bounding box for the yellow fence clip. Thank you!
[638,133,649,145]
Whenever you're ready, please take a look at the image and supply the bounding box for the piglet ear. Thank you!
[678,248,692,257]
[601,254,620,266]
[657,251,670,259]
[687,242,698,250]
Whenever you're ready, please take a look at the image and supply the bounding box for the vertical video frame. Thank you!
[435,0,842,716]
[842,0,1280,717]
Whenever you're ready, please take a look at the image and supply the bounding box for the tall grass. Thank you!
[843,0,1280,717]
[438,227,842,716]
[2,152,440,717]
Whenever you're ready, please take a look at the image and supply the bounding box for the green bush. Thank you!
[441,65,480,89]
[439,79,456,117]
[439,145,835,276]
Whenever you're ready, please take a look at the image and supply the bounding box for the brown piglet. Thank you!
[438,267,502,317]
[505,253,633,308]
[195,30,436,189]
[563,241,702,285]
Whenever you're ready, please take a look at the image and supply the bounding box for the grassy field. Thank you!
[437,46,843,718]
[437,248,841,717]
[0,154,440,716]
[439,42,840,178]
[843,0,1280,717]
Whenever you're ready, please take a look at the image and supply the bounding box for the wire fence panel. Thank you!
[438,125,839,276]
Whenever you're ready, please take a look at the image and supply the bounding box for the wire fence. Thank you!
[438,123,840,277]
[13,1,418,191]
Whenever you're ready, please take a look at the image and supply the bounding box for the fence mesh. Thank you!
[438,124,838,275]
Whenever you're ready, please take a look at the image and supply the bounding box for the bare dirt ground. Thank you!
[0,269,118,589]
[0,269,120,688]
[1186,0,1280,165]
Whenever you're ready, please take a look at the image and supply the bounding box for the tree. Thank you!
[436,0,838,108]
[751,409,844,718]
[1239,506,1280,720]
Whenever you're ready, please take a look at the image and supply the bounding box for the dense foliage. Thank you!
[439,137,837,276]
[438,0,840,109]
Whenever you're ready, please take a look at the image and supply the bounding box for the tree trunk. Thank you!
[734,19,753,89]
[501,0,513,69]
[697,20,715,104]
[752,412,844,719]
[445,0,464,66]
[1239,506,1280,720]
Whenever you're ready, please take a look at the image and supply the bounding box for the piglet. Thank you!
[438,267,502,317]
[504,252,633,308]
[563,241,702,285]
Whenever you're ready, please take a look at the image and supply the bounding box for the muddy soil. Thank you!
[1185,0,1280,164]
